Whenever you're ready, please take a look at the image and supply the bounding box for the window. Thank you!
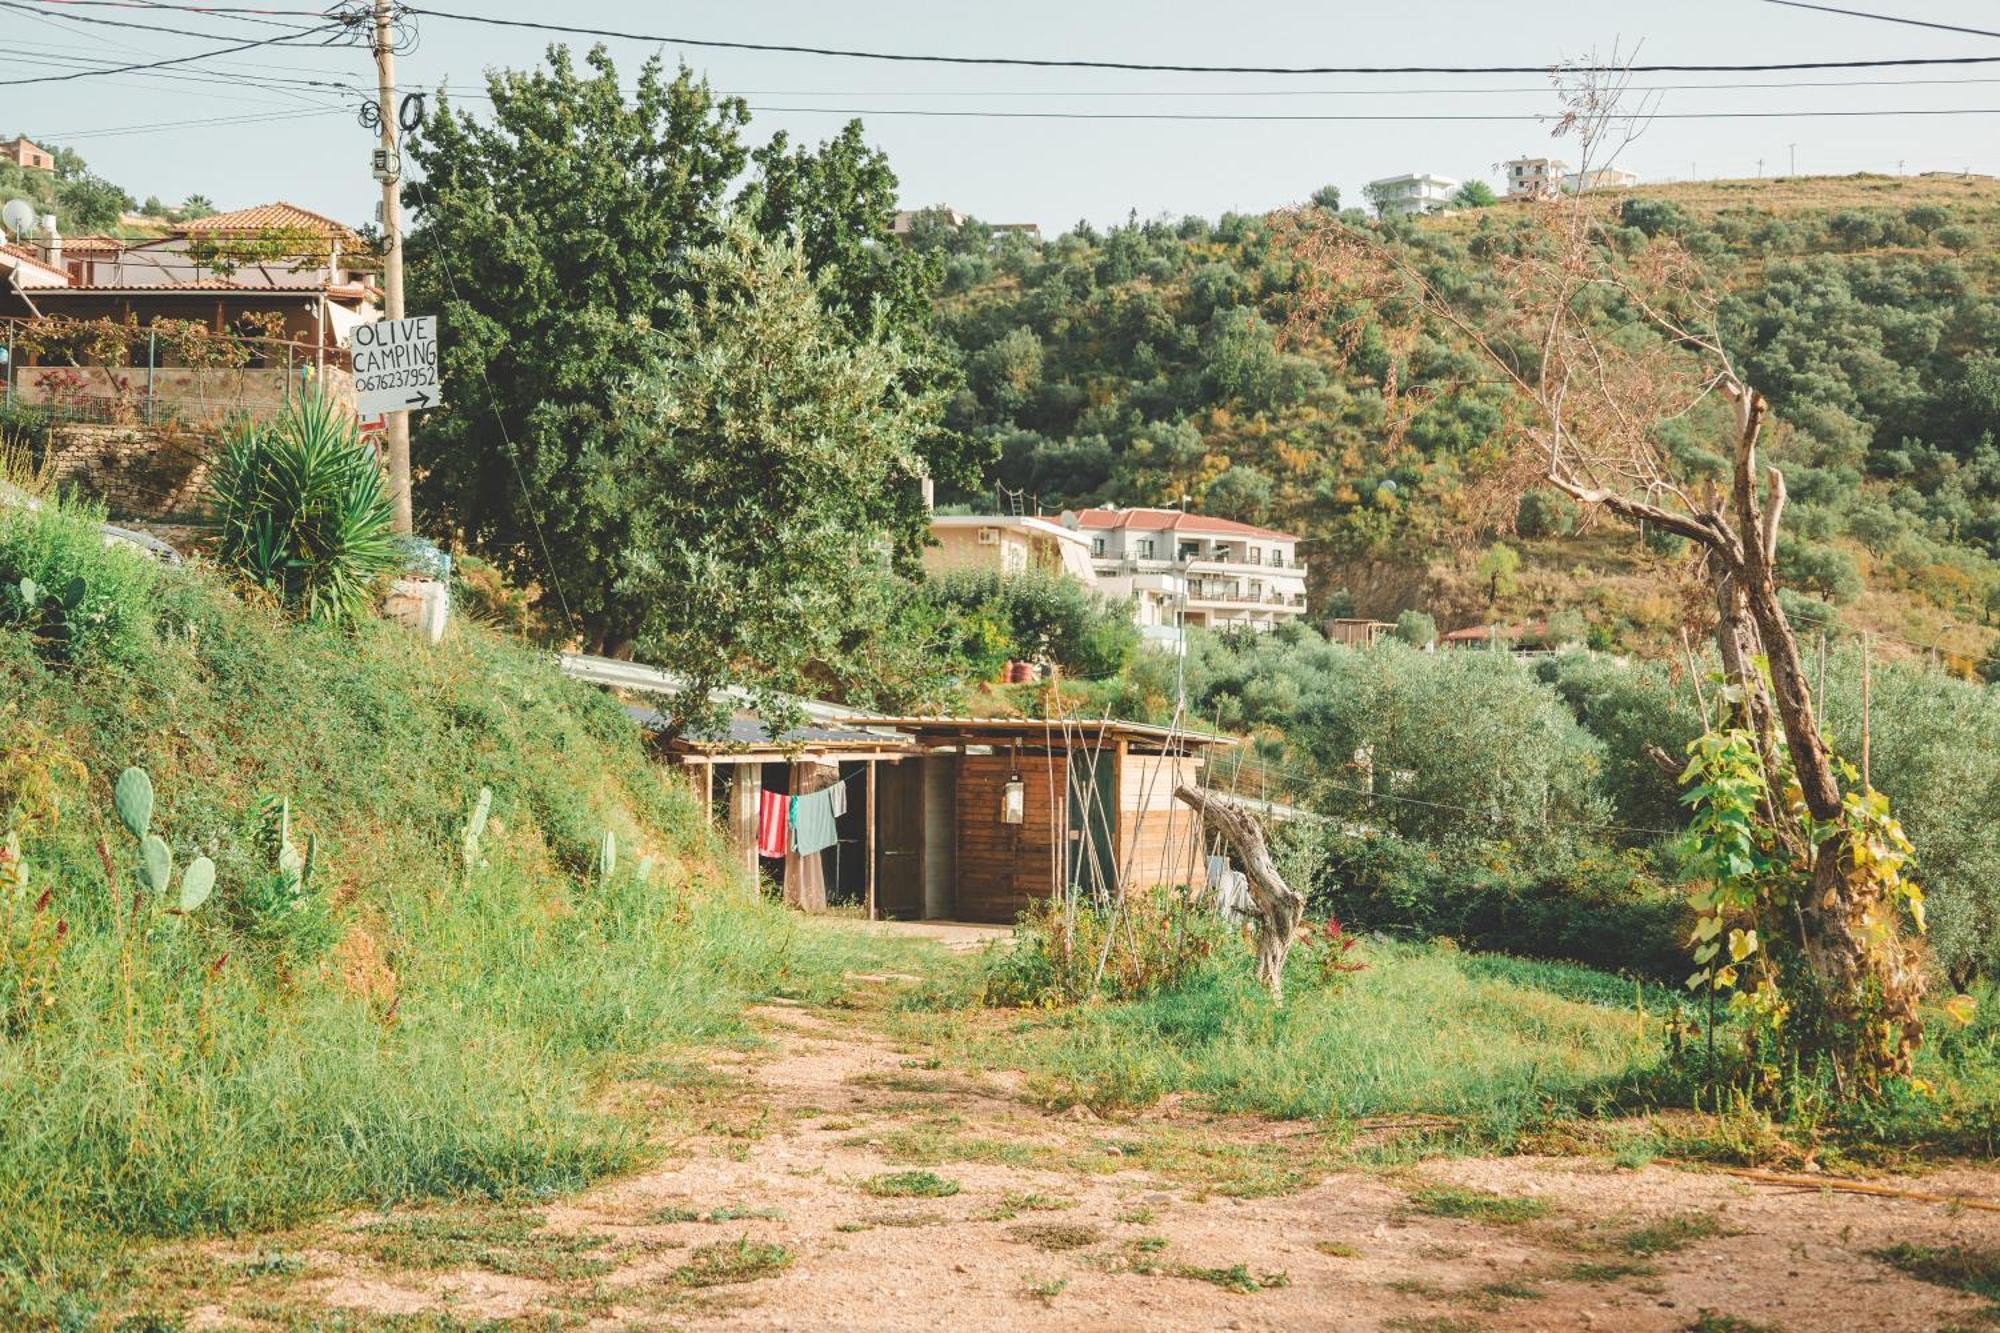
[1091,537,1106,557]
[1246,547,1262,566]
[1136,538,1155,560]
[1178,542,1200,562]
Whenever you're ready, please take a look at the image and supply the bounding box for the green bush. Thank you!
[1304,829,1685,979]
[0,494,159,668]
[1392,609,1436,648]
[920,568,1138,678]
[211,388,398,624]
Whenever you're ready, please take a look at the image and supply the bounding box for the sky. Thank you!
[6,0,2000,233]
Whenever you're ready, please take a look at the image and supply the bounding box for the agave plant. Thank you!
[211,387,398,624]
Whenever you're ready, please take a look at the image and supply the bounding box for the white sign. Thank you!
[351,315,440,416]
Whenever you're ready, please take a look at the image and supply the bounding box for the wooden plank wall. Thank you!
[955,752,1063,924]
[921,755,957,920]
[1117,754,1204,891]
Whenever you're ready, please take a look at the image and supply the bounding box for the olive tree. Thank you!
[1279,59,1929,1090]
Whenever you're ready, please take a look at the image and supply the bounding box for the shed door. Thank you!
[1065,751,1118,898]
[875,761,924,919]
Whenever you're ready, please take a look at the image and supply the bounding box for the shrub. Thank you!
[983,890,1231,1007]
[211,388,398,624]
[920,568,1138,678]
[1392,609,1436,648]
[1515,487,1576,539]
[1304,829,1685,978]
[0,494,159,668]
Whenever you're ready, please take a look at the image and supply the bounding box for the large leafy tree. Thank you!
[406,46,978,650]
[613,224,944,735]
[405,46,749,649]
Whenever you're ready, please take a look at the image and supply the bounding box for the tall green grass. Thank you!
[982,942,1660,1134]
[0,495,895,1321]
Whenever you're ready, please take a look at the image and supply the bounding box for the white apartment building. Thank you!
[1065,507,1310,645]
[1364,173,1459,218]
[1504,156,1570,199]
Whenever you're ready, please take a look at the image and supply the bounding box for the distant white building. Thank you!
[1066,507,1310,646]
[1563,166,1640,193]
[1504,156,1570,199]
[1364,173,1459,218]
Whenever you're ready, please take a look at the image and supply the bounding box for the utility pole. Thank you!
[1788,143,1797,177]
[373,0,412,535]
[1756,157,1764,178]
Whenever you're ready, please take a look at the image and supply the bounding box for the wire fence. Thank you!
[0,318,350,431]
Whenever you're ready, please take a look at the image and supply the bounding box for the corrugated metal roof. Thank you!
[835,715,1236,747]
[623,706,911,751]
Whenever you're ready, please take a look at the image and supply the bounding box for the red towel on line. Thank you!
[757,789,790,858]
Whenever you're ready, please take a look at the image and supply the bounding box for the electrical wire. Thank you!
[1760,0,2000,42]
[729,104,2000,122]
[0,44,360,106]
[420,73,2000,103]
[0,16,346,85]
[400,6,2000,76]
[0,0,337,39]
[42,106,348,139]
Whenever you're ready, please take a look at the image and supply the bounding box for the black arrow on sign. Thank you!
[403,389,433,408]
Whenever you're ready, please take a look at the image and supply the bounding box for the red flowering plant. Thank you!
[1292,915,1367,991]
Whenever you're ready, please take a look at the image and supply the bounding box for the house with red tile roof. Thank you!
[1064,506,1310,643]
[0,201,378,427]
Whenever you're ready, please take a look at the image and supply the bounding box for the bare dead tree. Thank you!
[1174,785,1304,1003]
[1275,53,1926,1084]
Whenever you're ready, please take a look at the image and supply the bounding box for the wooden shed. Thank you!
[837,717,1234,925]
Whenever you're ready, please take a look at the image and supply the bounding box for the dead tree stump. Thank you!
[1174,785,1305,1003]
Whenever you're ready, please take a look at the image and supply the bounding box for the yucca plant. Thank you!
[211,387,397,624]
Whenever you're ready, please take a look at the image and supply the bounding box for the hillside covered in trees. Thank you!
[926,173,2000,669]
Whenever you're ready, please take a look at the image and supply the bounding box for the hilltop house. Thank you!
[1365,173,1459,218]
[2,137,52,172]
[1504,156,1570,200]
[1563,167,1640,193]
[1067,507,1310,642]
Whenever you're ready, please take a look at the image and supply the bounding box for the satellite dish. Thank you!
[0,198,37,241]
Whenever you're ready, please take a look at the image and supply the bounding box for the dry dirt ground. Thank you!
[148,977,2000,1332]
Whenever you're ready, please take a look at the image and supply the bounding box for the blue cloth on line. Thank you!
[790,786,841,856]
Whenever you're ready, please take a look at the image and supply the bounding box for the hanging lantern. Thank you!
[1002,773,1026,824]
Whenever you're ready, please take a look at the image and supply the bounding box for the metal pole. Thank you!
[375,0,412,534]
[146,329,156,427]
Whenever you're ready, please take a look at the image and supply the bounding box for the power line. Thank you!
[1760,0,2000,41]
[0,15,345,84]
[0,0,336,39]
[42,106,347,139]
[733,103,2000,122]
[424,72,2000,102]
[0,45,359,105]
[401,7,2000,76]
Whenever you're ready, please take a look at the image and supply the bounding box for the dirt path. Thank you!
[178,991,2000,1332]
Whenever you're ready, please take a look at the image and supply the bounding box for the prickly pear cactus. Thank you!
[139,834,172,895]
[114,767,154,840]
[179,856,216,912]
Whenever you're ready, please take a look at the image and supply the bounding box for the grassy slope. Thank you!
[0,496,908,1322]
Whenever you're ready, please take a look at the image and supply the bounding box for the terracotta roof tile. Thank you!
[175,201,361,243]
[1070,507,1299,542]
